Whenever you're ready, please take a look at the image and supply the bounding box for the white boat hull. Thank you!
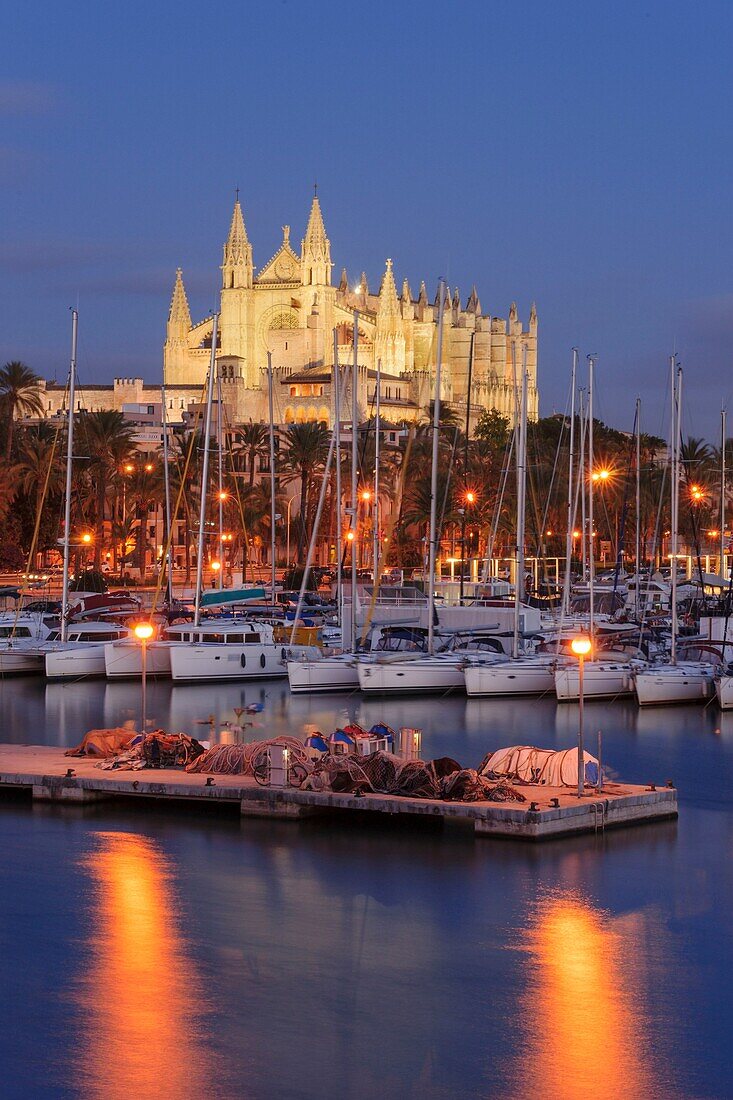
[554,662,635,701]
[0,647,45,675]
[464,658,556,697]
[287,655,359,693]
[635,664,716,706]
[45,644,108,680]
[358,656,465,695]
[715,675,733,709]
[169,643,288,682]
[104,641,172,680]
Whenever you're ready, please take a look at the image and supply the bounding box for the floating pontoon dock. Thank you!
[0,745,677,841]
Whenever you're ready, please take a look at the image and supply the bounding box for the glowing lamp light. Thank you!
[133,622,154,642]
[218,491,228,502]
[690,485,705,502]
[360,490,372,502]
[145,463,153,472]
[591,469,611,483]
[572,530,581,539]
[465,490,476,505]
[346,530,355,542]
[211,560,221,572]
[124,463,134,473]
[571,637,592,657]
[81,532,92,544]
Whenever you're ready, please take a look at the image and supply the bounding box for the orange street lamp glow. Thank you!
[360,489,372,502]
[124,463,134,473]
[571,637,592,657]
[591,469,611,483]
[133,622,154,641]
[690,485,705,502]
[81,532,92,544]
[465,490,476,505]
[572,529,581,539]
[145,463,153,472]
[211,560,221,572]
[346,530,355,542]
[218,491,228,502]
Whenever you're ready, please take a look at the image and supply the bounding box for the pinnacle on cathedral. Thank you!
[377,258,400,315]
[301,194,332,284]
[222,197,253,289]
[168,268,191,329]
[401,277,412,303]
[466,285,480,314]
[339,267,349,292]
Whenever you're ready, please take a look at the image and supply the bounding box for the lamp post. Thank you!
[134,622,154,739]
[571,636,592,798]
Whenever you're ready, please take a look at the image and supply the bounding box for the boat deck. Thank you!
[0,745,678,841]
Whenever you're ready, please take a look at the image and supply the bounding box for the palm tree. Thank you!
[15,430,65,520]
[127,462,165,576]
[77,411,137,567]
[0,362,44,461]
[281,422,330,555]
[235,422,270,487]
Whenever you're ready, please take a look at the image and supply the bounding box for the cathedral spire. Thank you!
[375,259,405,374]
[168,268,191,330]
[418,281,428,307]
[301,193,332,286]
[466,285,480,314]
[401,277,412,303]
[222,197,253,289]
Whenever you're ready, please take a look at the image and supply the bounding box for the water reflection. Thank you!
[76,832,217,1100]
[509,892,670,1100]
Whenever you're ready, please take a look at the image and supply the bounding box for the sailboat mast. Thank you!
[562,349,578,617]
[161,383,173,605]
[721,405,727,577]
[216,369,225,590]
[332,332,343,630]
[635,397,641,619]
[60,309,78,645]
[267,352,277,608]
[427,280,447,656]
[512,346,528,659]
[373,358,381,582]
[194,313,219,627]
[351,311,359,651]
[671,360,681,664]
[588,356,595,640]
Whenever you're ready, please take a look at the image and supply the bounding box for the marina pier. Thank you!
[0,744,677,841]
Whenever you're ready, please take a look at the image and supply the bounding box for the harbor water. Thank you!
[1,678,732,1098]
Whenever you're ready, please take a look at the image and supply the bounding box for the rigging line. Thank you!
[221,399,255,585]
[611,403,639,600]
[13,390,67,633]
[148,378,210,617]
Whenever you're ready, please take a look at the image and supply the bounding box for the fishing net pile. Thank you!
[65,728,138,758]
[185,736,309,776]
[96,732,205,770]
[301,751,526,802]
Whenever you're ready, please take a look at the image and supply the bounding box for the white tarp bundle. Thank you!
[479,745,600,787]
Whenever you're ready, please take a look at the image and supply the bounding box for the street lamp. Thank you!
[133,622,154,740]
[571,636,592,798]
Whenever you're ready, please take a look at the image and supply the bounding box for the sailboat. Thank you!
[634,364,719,705]
[465,343,563,696]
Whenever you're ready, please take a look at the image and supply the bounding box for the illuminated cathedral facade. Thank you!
[162,194,539,428]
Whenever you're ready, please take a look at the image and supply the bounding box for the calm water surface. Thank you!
[1,677,732,1098]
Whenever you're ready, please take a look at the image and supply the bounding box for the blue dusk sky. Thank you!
[1,0,731,440]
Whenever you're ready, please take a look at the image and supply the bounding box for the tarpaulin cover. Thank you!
[479,745,599,787]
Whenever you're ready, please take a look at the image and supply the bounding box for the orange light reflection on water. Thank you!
[511,894,660,1100]
[77,832,213,1100]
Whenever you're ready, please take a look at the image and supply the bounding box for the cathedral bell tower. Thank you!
[219,197,253,372]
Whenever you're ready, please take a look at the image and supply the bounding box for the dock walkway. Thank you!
[0,745,677,841]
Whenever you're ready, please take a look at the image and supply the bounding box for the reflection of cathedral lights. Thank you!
[515,895,656,1100]
[78,833,211,1100]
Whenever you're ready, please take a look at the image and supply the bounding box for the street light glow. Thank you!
[571,637,592,657]
[591,468,611,483]
[211,560,221,571]
[360,489,372,501]
[465,490,476,505]
[81,532,92,544]
[346,530,355,542]
[133,622,154,641]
